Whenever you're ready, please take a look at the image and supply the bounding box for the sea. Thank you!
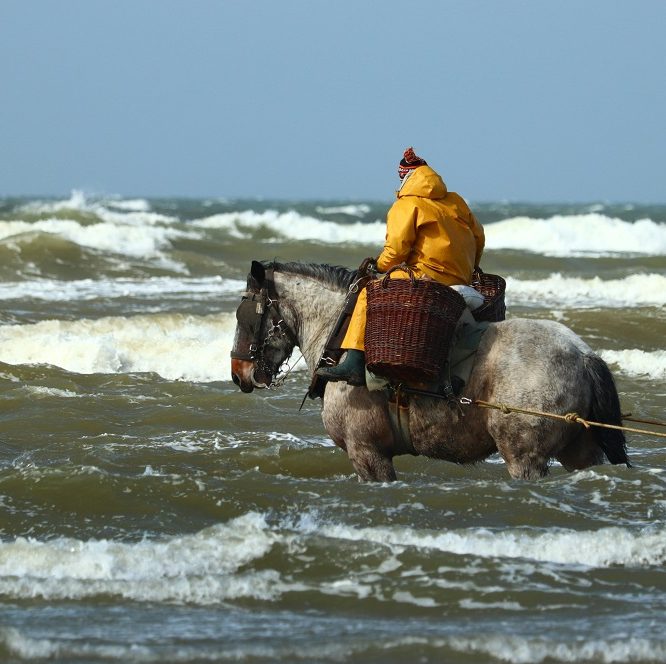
[0,191,665,663]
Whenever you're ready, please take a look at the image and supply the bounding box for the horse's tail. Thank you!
[585,353,631,467]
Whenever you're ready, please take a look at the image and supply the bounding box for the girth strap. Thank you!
[386,385,416,455]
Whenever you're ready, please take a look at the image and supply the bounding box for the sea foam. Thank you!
[0,276,245,303]
[506,273,666,308]
[2,512,664,608]
[300,520,666,569]
[0,513,280,604]
[17,190,175,225]
[192,209,386,244]
[448,634,666,664]
[315,203,372,217]
[0,313,238,382]
[0,312,659,382]
[6,195,666,259]
[600,348,666,380]
[192,209,666,256]
[485,214,666,256]
[0,218,194,260]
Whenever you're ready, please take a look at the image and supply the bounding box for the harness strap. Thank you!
[230,265,297,363]
[307,273,373,399]
[386,386,416,455]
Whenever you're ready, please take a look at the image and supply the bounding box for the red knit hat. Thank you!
[398,147,427,180]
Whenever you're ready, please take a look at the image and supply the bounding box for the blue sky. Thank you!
[2,1,665,202]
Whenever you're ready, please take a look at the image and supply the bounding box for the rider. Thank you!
[316,147,485,386]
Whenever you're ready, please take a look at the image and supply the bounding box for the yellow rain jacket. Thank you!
[341,165,485,351]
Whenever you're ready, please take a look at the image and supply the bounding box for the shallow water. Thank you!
[1,194,665,662]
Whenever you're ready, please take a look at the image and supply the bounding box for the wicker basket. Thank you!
[471,269,506,323]
[365,267,466,383]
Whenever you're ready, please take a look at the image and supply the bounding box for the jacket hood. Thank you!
[397,165,448,200]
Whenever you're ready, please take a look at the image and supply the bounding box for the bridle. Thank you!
[231,266,298,388]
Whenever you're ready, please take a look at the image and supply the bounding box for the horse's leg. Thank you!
[503,452,550,480]
[347,443,397,482]
[322,384,398,482]
[556,429,605,471]
[492,417,553,480]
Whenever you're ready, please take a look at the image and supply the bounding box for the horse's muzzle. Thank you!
[231,358,255,393]
[231,359,271,393]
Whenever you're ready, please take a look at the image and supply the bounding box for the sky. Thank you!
[1,0,665,203]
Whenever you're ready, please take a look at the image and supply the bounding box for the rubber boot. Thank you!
[315,350,366,387]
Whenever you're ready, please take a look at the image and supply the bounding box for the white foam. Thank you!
[18,190,175,225]
[2,629,661,664]
[301,520,666,568]
[315,204,371,217]
[192,209,386,244]
[1,307,658,384]
[22,386,78,398]
[449,634,666,663]
[17,189,89,214]
[506,273,666,308]
[0,628,153,662]
[0,513,280,604]
[190,209,666,255]
[3,191,192,272]
[485,214,666,256]
[0,313,238,382]
[0,218,195,261]
[105,198,151,212]
[0,276,245,302]
[600,348,666,380]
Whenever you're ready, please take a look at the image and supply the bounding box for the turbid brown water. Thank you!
[1,194,665,662]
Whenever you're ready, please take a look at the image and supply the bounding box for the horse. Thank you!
[230,260,629,482]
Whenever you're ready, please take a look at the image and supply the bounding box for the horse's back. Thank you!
[474,318,593,395]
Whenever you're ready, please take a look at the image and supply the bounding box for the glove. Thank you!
[358,257,377,275]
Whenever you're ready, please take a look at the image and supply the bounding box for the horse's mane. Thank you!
[267,261,357,292]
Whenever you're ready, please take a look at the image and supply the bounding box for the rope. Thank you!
[463,398,666,439]
[621,413,666,428]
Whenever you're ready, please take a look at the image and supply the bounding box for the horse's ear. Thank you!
[250,260,266,285]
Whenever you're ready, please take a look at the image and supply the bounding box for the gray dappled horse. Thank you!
[231,261,629,482]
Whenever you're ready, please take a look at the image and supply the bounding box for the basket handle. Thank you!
[381,263,417,288]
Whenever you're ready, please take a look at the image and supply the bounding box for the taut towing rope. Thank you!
[459,397,666,439]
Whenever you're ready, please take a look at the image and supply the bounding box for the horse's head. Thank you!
[230,260,298,393]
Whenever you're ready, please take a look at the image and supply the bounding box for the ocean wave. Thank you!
[1,191,194,275]
[0,513,280,604]
[0,311,659,382]
[192,209,386,244]
[1,630,663,664]
[0,218,195,264]
[189,209,666,255]
[485,213,666,256]
[2,630,664,664]
[0,313,238,382]
[600,349,666,380]
[506,273,666,308]
[17,190,176,225]
[105,198,152,212]
[0,276,245,302]
[447,634,666,663]
[2,512,662,608]
[298,518,666,569]
[315,203,371,217]
[5,196,666,259]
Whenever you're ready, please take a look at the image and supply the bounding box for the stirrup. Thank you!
[316,365,365,387]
